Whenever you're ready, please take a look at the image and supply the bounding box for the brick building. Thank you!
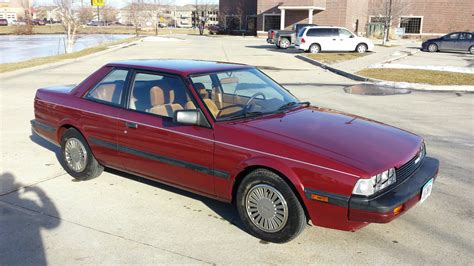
[219,0,474,36]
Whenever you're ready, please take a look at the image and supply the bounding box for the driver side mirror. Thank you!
[174,109,211,128]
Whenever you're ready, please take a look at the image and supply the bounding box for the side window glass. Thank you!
[339,29,353,38]
[86,69,128,105]
[448,33,459,40]
[129,73,195,118]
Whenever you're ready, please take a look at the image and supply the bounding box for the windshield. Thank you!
[189,68,301,121]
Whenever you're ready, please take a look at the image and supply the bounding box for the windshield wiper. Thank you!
[277,101,310,111]
[218,111,266,121]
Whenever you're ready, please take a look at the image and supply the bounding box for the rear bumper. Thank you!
[348,157,439,223]
[266,38,274,44]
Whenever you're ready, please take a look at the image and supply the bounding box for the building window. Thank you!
[400,17,422,34]
[263,14,280,31]
[369,16,388,24]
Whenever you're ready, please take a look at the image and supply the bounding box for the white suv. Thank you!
[295,26,374,53]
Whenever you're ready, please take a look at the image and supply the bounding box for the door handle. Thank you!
[125,122,138,129]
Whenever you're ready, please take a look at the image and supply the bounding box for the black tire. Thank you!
[279,38,290,49]
[428,43,438,52]
[60,128,103,181]
[356,43,368,53]
[236,169,306,243]
[309,43,321,54]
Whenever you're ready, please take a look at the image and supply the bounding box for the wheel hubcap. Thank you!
[310,46,319,53]
[64,138,87,172]
[245,184,288,232]
[358,45,366,53]
[281,40,289,48]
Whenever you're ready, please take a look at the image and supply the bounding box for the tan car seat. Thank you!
[149,86,183,117]
[194,83,219,117]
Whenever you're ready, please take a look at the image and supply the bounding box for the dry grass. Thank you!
[0,37,141,73]
[306,52,367,64]
[357,68,474,86]
[0,25,205,35]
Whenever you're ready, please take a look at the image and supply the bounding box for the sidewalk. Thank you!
[331,39,421,73]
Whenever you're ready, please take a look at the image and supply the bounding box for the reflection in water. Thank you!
[0,34,131,64]
[0,172,60,265]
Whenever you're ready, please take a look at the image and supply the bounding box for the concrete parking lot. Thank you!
[1,35,473,264]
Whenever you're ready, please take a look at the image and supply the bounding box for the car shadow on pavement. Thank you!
[0,172,61,266]
[105,168,246,232]
[246,45,302,54]
[28,133,247,233]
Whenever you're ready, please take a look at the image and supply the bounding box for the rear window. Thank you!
[306,28,338,37]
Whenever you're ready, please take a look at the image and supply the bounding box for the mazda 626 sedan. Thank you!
[32,60,439,243]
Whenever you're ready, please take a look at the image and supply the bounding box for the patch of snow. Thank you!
[369,63,474,74]
[375,81,474,92]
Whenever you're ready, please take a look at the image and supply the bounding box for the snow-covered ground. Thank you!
[369,63,474,74]
[375,81,474,92]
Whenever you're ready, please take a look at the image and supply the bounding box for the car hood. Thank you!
[238,107,422,176]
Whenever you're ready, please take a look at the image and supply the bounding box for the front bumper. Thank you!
[348,157,439,223]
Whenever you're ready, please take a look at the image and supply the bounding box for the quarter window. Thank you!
[86,69,128,105]
[129,73,195,118]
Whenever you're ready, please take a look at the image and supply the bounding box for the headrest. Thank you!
[194,82,207,97]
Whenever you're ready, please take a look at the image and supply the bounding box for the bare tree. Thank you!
[145,0,172,35]
[55,0,81,53]
[370,0,411,45]
[127,0,144,36]
[78,7,94,25]
[193,0,217,35]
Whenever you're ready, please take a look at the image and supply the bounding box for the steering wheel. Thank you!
[244,92,266,112]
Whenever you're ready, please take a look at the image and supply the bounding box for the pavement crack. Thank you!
[0,198,214,264]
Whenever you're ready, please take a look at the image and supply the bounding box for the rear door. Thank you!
[116,71,216,195]
[307,28,337,51]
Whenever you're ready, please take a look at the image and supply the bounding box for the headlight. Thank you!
[352,168,397,196]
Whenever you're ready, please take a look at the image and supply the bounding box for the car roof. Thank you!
[107,59,252,76]
[304,26,343,29]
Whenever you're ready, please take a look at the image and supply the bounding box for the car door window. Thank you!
[129,72,196,118]
[86,69,128,105]
[446,33,459,40]
[460,33,473,40]
[339,28,353,38]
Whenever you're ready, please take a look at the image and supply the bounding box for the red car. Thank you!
[32,60,439,242]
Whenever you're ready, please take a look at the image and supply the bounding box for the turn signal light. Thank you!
[311,194,329,202]
[393,205,403,215]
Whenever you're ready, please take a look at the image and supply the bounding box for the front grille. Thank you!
[396,151,424,182]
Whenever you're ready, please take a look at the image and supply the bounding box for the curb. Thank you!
[296,54,473,93]
[1,37,143,80]
[295,55,374,82]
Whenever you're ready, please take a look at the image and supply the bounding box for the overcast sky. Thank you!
[34,0,218,7]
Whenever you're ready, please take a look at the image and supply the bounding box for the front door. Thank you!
[440,32,460,50]
[116,71,215,195]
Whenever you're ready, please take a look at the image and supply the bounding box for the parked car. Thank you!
[422,32,474,54]
[296,26,374,53]
[0,19,8,26]
[32,60,439,243]
[208,24,223,35]
[267,23,317,49]
[32,19,46,26]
